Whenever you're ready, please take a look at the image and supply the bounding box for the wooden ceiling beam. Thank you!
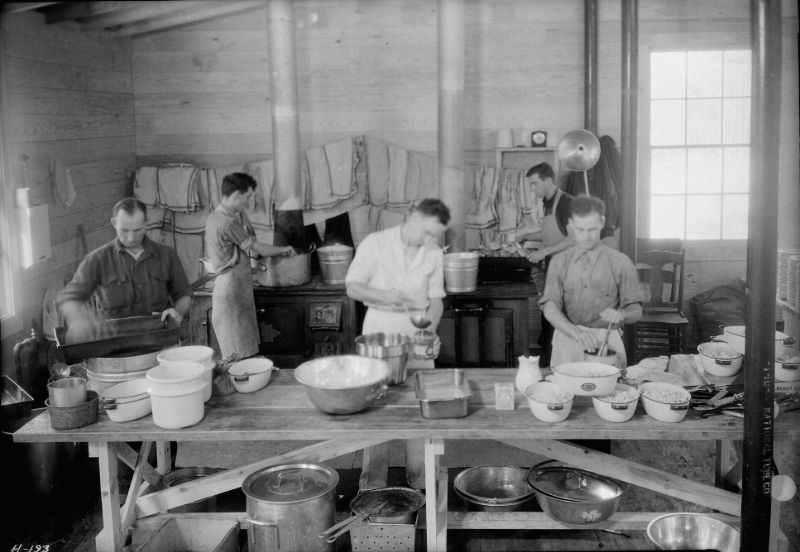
[43,1,134,23]
[81,1,215,30]
[3,2,63,14]
[108,0,264,37]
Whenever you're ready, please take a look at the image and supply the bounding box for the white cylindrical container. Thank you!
[443,252,479,293]
[157,346,215,402]
[146,362,206,429]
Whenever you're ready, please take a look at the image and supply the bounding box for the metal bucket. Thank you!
[444,252,479,293]
[317,244,353,285]
[163,467,223,513]
[243,463,339,552]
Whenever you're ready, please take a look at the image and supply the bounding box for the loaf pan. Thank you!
[414,369,471,418]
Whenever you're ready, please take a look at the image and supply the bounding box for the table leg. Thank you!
[156,441,172,475]
[424,438,446,552]
[89,442,123,552]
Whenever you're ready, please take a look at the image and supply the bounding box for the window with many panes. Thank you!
[648,49,751,240]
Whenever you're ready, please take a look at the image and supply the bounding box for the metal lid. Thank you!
[528,465,624,503]
[242,463,339,503]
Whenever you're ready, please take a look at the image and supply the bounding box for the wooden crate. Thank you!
[132,517,239,552]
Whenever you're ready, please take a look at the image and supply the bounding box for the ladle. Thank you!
[406,306,432,329]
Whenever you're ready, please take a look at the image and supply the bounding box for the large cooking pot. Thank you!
[319,486,425,543]
[243,463,338,552]
[253,245,314,287]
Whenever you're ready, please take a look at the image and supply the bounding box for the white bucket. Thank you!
[157,346,215,402]
[444,252,479,293]
[146,362,206,429]
[317,244,354,285]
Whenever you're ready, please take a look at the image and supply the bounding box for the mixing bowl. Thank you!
[550,362,620,396]
[646,512,740,551]
[453,466,536,511]
[527,463,626,525]
[295,355,390,414]
[355,333,411,385]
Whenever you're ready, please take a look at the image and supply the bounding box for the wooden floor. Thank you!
[4,439,799,551]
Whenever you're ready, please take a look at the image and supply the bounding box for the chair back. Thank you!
[636,248,685,314]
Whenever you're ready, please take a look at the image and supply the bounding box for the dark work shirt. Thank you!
[57,236,190,319]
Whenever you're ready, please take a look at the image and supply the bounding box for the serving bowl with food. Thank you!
[524,381,574,423]
[697,341,743,377]
[639,381,691,423]
[592,383,640,423]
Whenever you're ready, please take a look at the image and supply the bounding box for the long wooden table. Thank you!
[13,368,800,551]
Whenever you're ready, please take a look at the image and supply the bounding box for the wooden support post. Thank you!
[438,0,466,251]
[268,0,302,215]
[93,442,123,552]
[584,0,598,134]
[424,438,446,552]
[155,441,171,475]
[620,0,638,359]
[742,1,782,549]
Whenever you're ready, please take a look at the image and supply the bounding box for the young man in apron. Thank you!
[516,162,575,367]
[539,195,643,369]
[345,199,450,490]
[204,173,294,391]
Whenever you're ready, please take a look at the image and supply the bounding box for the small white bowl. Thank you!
[697,342,743,377]
[640,382,691,423]
[228,358,275,393]
[550,362,620,396]
[775,348,800,382]
[525,381,574,423]
[592,383,640,423]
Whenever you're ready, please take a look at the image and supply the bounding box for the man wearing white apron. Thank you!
[345,199,450,490]
[516,162,575,367]
[539,196,643,370]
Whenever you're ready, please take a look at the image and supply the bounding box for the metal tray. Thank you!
[54,315,180,363]
[414,369,471,419]
[1,375,35,424]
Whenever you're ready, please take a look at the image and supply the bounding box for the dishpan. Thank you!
[414,369,471,418]
[228,357,274,393]
[453,466,536,511]
[47,390,99,430]
[100,378,151,422]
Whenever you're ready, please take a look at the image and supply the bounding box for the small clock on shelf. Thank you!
[530,130,548,147]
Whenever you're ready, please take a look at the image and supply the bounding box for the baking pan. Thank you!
[414,369,471,418]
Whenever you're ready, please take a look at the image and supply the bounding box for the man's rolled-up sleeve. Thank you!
[618,257,645,308]
[427,252,445,299]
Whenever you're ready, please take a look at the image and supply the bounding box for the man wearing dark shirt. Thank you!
[515,162,574,367]
[57,198,191,342]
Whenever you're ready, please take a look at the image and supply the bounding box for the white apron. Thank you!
[359,307,431,491]
[550,326,627,372]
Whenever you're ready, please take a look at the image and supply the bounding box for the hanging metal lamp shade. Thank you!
[557,129,601,171]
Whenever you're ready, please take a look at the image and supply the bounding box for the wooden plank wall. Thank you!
[0,12,135,371]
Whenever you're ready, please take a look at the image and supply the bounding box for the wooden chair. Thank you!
[633,246,689,362]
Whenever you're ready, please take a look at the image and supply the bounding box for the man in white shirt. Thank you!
[346,198,450,489]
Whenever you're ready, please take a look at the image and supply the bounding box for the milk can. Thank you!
[243,463,339,552]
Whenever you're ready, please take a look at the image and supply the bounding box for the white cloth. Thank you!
[134,166,159,207]
[345,225,445,311]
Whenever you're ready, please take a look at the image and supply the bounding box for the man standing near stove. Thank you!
[514,162,574,367]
